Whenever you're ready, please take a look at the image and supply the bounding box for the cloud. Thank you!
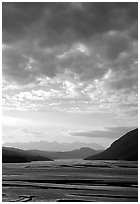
[2,2,46,43]
[101,31,130,60]
[70,126,137,139]
[3,48,36,84]
[2,74,137,119]
[21,128,46,138]
[2,2,138,84]
[4,2,137,45]
[2,2,138,125]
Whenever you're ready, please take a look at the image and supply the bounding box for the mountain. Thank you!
[26,147,102,160]
[85,129,138,161]
[3,141,104,151]
[2,147,53,163]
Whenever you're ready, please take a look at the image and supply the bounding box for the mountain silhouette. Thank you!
[85,129,138,161]
[2,147,53,163]
[2,146,102,162]
[26,147,102,160]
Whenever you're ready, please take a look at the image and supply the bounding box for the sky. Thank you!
[2,2,138,148]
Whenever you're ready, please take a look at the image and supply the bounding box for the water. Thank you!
[2,159,138,202]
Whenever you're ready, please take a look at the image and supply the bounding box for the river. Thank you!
[2,159,138,202]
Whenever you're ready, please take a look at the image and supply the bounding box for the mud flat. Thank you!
[2,159,138,202]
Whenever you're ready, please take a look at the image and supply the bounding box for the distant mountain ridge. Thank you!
[85,129,138,161]
[3,141,104,151]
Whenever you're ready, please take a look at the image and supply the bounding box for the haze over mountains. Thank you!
[3,141,104,151]
[85,129,138,161]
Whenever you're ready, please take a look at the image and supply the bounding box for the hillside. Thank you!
[2,147,53,163]
[85,129,138,161]
[26,147,102,160]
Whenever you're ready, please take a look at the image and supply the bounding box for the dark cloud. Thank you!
[2,2,46,43]
[102,32,130,60]
[70,126,137,139]
[35,3,137,46]
[58,48,107,80]
[2,2,138,85]
[3,2,137,45]
[106,50,138,91]
[2,48,36,84]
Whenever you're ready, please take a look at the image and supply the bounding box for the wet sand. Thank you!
[2,159,138,202]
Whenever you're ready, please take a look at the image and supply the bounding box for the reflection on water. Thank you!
[2,159,138,202]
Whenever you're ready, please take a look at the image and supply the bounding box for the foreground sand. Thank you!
[2,159,138,202]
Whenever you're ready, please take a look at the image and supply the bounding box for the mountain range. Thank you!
[85,128,138,161]
[3,141,104,151]
[2,147,101,163]
[26,147,102,160]
[3,129,138,162]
